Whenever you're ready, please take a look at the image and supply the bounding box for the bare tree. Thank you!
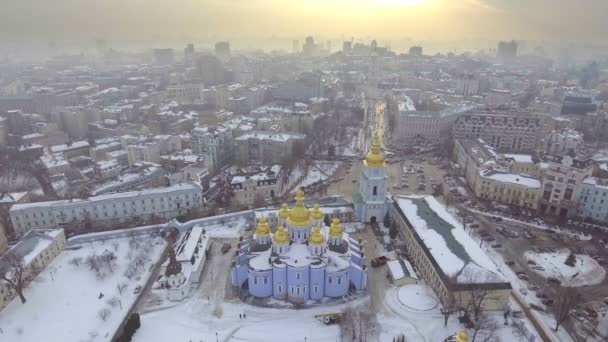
[0,252,27,303]
[470,313,497,342]
[439,293,458,327]
[116,282,127,295]
[553,286,579,332]
[98,308,111,321]
[68,257,83,267]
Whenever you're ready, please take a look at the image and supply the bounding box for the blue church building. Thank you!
[231,190,367,303]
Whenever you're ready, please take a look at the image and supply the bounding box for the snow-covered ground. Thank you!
[286,161,341,194]
[0,234,166,342]
[525,250,606,287]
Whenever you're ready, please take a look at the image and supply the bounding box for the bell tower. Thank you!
[355,135,387,223]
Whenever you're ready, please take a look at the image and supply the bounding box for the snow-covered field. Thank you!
[0,235,166,342]
[525,250,606,287]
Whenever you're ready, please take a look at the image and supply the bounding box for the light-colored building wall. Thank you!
[0,229,66,310]
[576,177,608,223]
[10,183,202,236]
[475,170,541,209]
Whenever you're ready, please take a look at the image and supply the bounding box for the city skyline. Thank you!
[1,0,608,54]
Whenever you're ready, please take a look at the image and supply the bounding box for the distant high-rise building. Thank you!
[184,43,195,63]
[343,41,352,54]
[497,40,517,63]
[409,46,423,56]
[153,48,175,65]
[370,40,378,51]
[292,40,299,54]
[215,41,231,62]
[302,36,317,56]
[197,55,229,86]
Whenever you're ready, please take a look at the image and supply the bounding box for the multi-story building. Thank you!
[229,165,284,206]
[50,140,90,159]
[0,229,66,310]
[453,111,546,152]
[544,129,584,156]
[166,83,205,104]
[90,162,165,195]
[452,73,479,97]
[576,177,608,224]
[40,154,71,176]
[475,170,541,209]
[452,138,499,190]
[10,182,202,236]
[272,72,324,102]
[390,196,511,310]
[233,131,305,165]
[127,141,161,166]
[539,155,593,218]
[191,125,234,171]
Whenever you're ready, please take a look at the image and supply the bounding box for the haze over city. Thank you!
[2,0,608,57]
[1,1,608,342]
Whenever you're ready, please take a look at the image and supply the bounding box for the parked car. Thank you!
[542,298,554,306]
[371,256,389,267]
[536,291,549,299]
[547,277,562,286]
[505,261,515,266]
[221,243,232,254]
[532,265,545,271]
[527,260,537,265]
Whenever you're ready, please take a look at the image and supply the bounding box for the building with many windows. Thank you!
[232,190,366,303]
[229,165,285,206]
[539,155,594,218]
[234,131,305,165]
[453,111,546,152]
[576,177,608,224]
[191,125,234,171]
[9,182,202,236]
[474,170,541,209]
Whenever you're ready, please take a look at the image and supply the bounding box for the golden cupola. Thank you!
[365,134,385,167]
[273,225,289,245]
[311,203,324,222]
[278,203,290,221]
[287,190,312,227]
[329,218,343,239]
[256,216,271,237]
[309,226,325,246]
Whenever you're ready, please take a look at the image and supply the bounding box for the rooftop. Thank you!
[393,196,509,288]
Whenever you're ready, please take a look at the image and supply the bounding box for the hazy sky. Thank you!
[1,0,607,49]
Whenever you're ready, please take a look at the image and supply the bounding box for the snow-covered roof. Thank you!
[11,183,201,211]
[50,141,90,153]
[393,196,509,287]
[234,130,306,143]
[503,154,533,164]
[479,170,540,188]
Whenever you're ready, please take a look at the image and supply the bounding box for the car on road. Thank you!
[221,243,232,254]
[527,260,537,265]
[536,291,549,299]
[532,265,545,271]
[371,256,389,267]
[542,298,554,306]
[491,243,502,248]
[528,285,540,291]
[516,273,529,281]
[505,261,515,266]
[547,277,562,286]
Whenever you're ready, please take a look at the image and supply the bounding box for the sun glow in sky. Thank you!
[1,0,607,49]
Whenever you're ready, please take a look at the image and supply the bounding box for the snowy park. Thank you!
[525,249,606,287]
[0,234,166,342]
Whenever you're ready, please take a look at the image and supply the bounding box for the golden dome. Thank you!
[457,331,469,342]
[329,218,343,239]
[278,203,290,220]
[365,134,385,167]
[273,225,289,245]
[287,190,312,227]
[309,226,325,246]
[311,203,324,221]
[256,216,270,237]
